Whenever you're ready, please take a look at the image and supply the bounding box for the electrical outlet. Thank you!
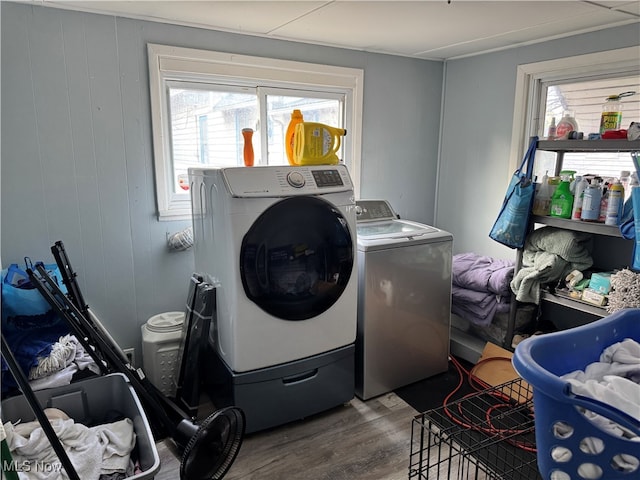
[123,348,135,366]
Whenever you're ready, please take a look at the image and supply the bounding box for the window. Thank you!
[511,46,640,185]
[537,74,640,181]
[148,44,364,220]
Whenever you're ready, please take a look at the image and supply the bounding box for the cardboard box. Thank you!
[474,342,531,404]
[582,288,607,306]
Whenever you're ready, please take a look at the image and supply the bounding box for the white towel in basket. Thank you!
[559,338,640,478]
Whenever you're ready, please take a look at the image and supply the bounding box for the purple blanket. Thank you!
[452,253,514,296]
[452,285,511,327]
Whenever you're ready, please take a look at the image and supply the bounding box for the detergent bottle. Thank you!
[293,122,347,165]
[549,170,575,219]
[285,109,304,165]
[555,111,579,140]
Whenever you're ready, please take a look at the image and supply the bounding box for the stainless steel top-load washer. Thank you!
[355,199,453,400]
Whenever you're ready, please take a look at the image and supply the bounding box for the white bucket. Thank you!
[141,311,185,397]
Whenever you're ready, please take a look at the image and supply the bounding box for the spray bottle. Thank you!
[550,170,575,219]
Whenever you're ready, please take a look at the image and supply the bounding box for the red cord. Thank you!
[443,355,537,453]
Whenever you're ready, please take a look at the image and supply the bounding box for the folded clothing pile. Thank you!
[452,253,515,327]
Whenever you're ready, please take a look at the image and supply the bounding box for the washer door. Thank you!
[240,196,353,321]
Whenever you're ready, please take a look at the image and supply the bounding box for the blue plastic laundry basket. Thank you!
[513,308,640,480]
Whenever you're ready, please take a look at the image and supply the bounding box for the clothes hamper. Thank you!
[1,373,161,480]
[513,308,640,480]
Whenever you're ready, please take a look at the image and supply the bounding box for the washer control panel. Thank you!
[355,200,397,222]
[218,165,352,197]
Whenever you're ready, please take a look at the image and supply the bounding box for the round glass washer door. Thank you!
[240,196,354,321]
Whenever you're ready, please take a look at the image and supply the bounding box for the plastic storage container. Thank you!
[513,309,640,480]
[1,373,160,480]
[141,311,185,397]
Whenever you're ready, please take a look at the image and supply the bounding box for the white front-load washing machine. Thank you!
[189,165,357,432]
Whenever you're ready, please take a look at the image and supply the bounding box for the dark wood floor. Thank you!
[155,393,417,480]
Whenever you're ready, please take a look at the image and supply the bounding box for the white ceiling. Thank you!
[25,1,640,60]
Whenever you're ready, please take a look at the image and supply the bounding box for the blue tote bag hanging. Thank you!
[489,136,538,249]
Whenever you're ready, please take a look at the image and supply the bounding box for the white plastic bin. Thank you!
[141,311,185,397]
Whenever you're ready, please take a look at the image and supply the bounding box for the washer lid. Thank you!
[357,219,438,238]
[357,219,452,249]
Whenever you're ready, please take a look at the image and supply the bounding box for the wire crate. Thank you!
[409,377,541,480]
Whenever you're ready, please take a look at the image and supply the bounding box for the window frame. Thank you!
[509,46,640,179]
[148,43,364,221]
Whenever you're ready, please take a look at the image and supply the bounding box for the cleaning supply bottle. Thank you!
[285,109,304,165]
[620,170,631,201]
[547,117,557,140]
[293,122,347,165]
[532,171,552,216]
[571,175,588,220]
[598,180,611,223]
[600,95,622,134]
[599,92,635,135]
[605,179,625,226]
[555,111,578,140]
[581,177,602,222]
[549,171,574,219]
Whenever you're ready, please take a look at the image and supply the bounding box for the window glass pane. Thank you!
[266,95,343,165]
[169,86,259,195]
[537,75,640,183]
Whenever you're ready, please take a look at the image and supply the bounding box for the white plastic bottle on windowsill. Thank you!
[555,111,578,140]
